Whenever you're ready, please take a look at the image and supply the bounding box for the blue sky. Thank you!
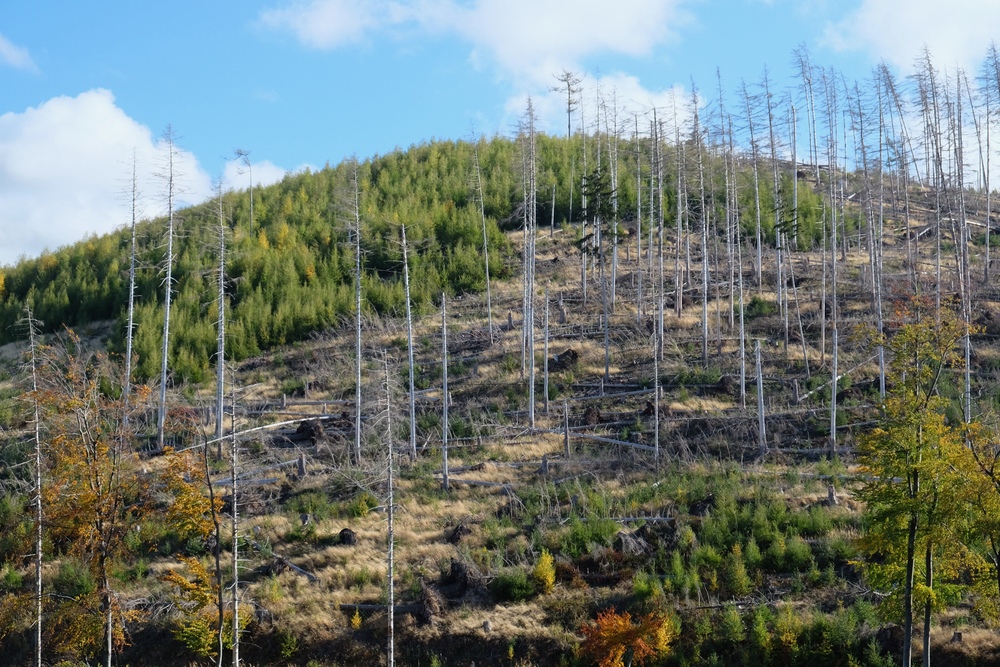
[2,0,998,266]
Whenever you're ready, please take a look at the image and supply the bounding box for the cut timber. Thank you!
[272,555,318,583]
[434,478,512,491]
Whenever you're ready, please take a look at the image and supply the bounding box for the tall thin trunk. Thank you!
[636,114,644,323]
[755,340,766,455]
[441,294,449,492]
[473,142,495,343]
[401,225,417,459]
[603,93,618,312]
[671,106,683,320]
[923,543,933,667]
[230,369,240,667]
[215,185,226,459]
[743,82,764,290]
[653,333,660,468]
[124,153,139,425]
[763,71,787,357]
[384,355,395,667]
[692,82,709,369]
[202,432,224,667]
[543,290,550,415]
[27,308,43,667]
[525,101,538,427]
[157,128,177,449]
[903,508,917,667]
[353,163,364,465]
[732,127,747,409]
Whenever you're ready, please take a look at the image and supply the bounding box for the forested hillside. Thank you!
[0,131,832,384]
[6,48,1000,667]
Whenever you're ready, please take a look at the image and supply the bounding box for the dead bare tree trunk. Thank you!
[743,81,764,291]
[230,369,240,667]
[652,329,661,467]
[543,290,550,415]
[694,87,710,370]
[383,355,395,667]
[215,184,227,459]
[635,114,644,323]
[763,70,787,358]
[157,127,179,449]
[401,225,417,460]
[353,161,364,465]
[731,125,748,409]
[124,152,139,427]
[755,340,766,456]
[472,141,495,344]
[441,294,450,492]
[26,308,43,667]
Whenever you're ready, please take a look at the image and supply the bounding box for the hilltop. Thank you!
[1,127,1000,667]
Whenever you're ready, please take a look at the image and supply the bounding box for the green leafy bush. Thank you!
[53,560,96,599]
[289,490,334,521]
[490,568,536,602]
[344,491,379,518]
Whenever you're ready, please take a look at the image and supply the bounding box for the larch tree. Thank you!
[856,299,969,667]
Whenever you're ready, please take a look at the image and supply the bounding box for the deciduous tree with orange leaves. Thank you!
[34,331,153,667]
[579,608,675,667]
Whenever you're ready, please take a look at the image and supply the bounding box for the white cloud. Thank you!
[0,89,212,266]
[824,0,1000,74]
[440,0,690,85]
[259,0,394,48]
[261,0,692,83]
[0,33,38,72]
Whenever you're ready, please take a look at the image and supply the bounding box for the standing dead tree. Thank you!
[471,139,495,344]
[352,159,364,465]
[24,308,43,667]
[157,126,180,449]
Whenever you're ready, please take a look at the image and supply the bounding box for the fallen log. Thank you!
[272,555,318,583]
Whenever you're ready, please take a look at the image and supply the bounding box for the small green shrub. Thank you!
[533,549,555,594]
[289,490,334,521]
[632,570,664,602]
[744,295,777,318]
[280,378,305,396]
[490,568,536,602]
[286,521,318,543]
[785,535,815,572]
[691,544,723,571]
[744,537,762,571]
[725,544,753,596]
[53,560,96,599]
[719,604,746,643]
[278,628,299,659]
[0,563,23,591]
[560,517,618,558]
[345,491,379,518]
[256,576,283,606]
